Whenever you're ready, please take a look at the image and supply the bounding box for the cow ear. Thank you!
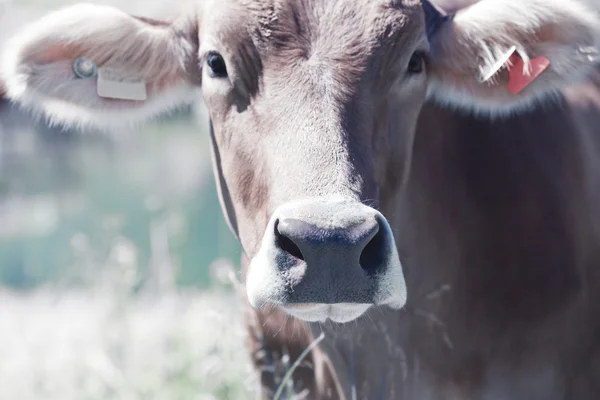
[424,0,600,115]
[0,3,200,130]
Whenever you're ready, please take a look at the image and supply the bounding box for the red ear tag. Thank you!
[506,53,550,95]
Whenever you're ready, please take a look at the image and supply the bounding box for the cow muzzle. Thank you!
[246,197,407,323]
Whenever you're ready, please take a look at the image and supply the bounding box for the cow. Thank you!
[2,0,600,398]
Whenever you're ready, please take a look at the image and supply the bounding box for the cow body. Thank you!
[2,0,600,398]
[246,73,600,399]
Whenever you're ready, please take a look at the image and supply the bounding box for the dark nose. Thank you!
[276,217,388,274]
[272,216,390,303]
[245,199,406,310]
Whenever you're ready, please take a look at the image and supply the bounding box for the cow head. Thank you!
[1,0,598,322]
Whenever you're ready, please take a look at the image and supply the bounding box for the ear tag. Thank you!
[506,53,550,95]
[479,46,551,94]
[96,67,148,101]
[72,57,97,79]
[479,45,517,83]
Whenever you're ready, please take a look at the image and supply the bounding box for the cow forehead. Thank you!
[249,0,420,37]
[202,0,425,57]
[201,0,426,101]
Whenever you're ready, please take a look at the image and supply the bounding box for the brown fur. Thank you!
[244,73,600,399]
[221,2,600,398]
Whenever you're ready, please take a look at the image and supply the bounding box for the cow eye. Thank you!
[207,52,228,78]
[407,51,425,74]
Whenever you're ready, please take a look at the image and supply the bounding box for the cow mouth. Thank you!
[282,303,373,323]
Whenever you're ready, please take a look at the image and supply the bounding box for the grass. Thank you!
[0,237,261,400]
[0,286,259,400]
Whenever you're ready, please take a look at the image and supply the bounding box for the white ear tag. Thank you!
[97,67,148,101]
[479,45,517,83]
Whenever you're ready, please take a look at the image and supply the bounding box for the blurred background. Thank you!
[0,1,255,399]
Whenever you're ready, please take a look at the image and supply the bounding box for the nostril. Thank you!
[274,219,305,261]
[278,233,305,261]
[359,227,387,275]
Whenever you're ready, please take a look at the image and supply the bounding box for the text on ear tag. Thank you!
[506,53,550,95]
[96,67,147,101]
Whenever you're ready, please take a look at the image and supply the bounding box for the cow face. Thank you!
[201,0,429,322]
[2,0,598,322]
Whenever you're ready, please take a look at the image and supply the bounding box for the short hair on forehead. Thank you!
[214,0,425,109]
[233,0,277,42]
[231,0,424,57]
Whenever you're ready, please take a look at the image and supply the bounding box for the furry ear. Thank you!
[0,3,200,130]
[424,0,600,115]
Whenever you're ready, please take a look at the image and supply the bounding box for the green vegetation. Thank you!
[0,108,240,290]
